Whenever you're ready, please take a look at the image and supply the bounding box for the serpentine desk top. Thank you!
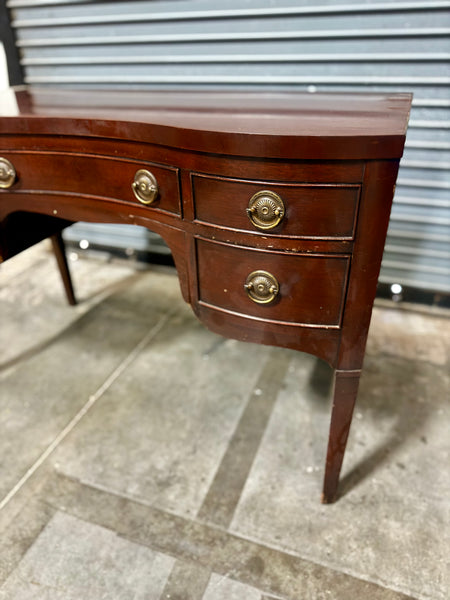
[1,87,411,158]
[0,87,412,502]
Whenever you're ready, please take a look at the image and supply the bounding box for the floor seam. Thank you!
[43,472,418,600]
[0,308,177,513]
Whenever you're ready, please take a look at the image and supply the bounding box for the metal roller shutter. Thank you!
[6,0,450,295]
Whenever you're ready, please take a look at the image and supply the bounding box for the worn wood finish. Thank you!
[196,239,350,327]
[0,135,365,184]
[10,88,411,160]
[192,174,360,239]
[0,87,411,503]
[2,151,182,215]
[322,370,361,504]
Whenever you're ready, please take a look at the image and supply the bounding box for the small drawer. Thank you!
[192,174,360,239]
[196,239,349,328]
[1,152,181,215]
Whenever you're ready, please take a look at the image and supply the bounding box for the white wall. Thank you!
[0,44,19,114]
[0,43,10,89]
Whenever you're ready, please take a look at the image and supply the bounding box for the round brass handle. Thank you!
[244,270,279,304]
[0,157,16,189]
[132,169,159,205]
[246,190,285,231]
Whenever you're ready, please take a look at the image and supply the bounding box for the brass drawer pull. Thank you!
[246,190,285,230]
[244,270,279,304]
[0,157,16,189]
[132,169,159,204]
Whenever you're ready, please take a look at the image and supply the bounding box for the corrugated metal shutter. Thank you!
[7,0,450,294]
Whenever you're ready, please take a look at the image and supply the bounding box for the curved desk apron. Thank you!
[0,87,412,503]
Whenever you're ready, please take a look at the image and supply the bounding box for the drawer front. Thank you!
[196,239,349,327]
[2,152,181,215]
[192,174,359,239]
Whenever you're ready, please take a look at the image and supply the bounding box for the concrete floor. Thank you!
[0,241,449,600]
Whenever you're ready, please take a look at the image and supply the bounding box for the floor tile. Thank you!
[202,572,262,600]
[230,351,450,600]
[0,511,174,599]
[0,242,135,366]
[2,243,448,600]
[51,286,271,517]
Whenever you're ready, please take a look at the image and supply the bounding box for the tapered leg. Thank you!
[322,369,361,504]
[50,232,77,306]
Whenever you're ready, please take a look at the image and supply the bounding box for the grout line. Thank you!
[196,348,291,528]
[45,473,419,600]
[158,559,211,600]
[0,271,144,374]
[0,309,176,512]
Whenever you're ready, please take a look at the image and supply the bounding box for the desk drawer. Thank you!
[2,152,181,215]
[196,239,349,328]
[192,174,359,239]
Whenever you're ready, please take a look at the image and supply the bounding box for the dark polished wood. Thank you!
[4,151,181,215]
[196,239,350,327]
[0,87,412,502]
[192,174,361,239]
[50,232,77,306]
[322,370,361,504]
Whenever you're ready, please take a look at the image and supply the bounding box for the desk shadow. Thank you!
[305,354,437,501]
[336,354,436,500]
[307,357,334,403]
[0,271,144,373]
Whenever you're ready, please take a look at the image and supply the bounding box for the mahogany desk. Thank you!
[0,87,412,503]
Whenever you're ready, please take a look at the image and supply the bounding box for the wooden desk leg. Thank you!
[321,369,361,504]
[50,232,77,306]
